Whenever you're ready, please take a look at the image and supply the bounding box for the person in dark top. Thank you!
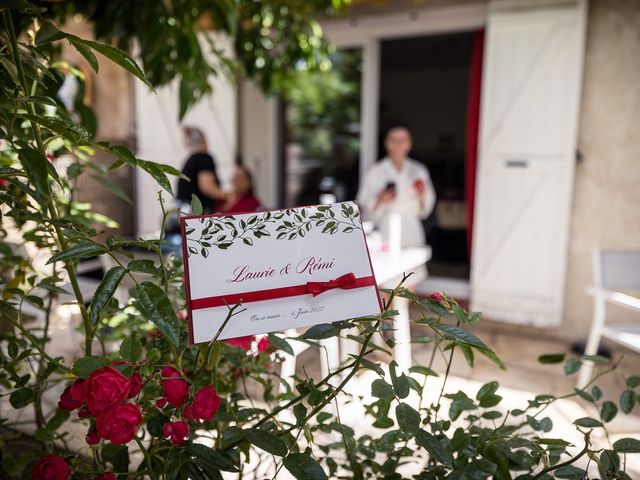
[176,126,226,212]
[219,165,262,214]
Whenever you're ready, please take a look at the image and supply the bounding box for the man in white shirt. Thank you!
[357,125,436,247]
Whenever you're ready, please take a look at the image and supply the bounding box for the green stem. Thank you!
[135,437,159,480]
[4,11,94,355]
[531,433,591,480]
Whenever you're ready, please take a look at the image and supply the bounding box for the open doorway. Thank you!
[378,31,477,284]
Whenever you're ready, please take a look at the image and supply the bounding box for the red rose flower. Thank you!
[58,387,82,411]
[58,379,87,411]
[225,335,254,351]
[128,372,143,398]
[86,429,100,445]
[161,366,189,408]
[155,398,168,409]
[257,337,270,352]
[31,454,71,480]
[188,386,221,422]
[86,367,132,415]
[96,402,142,445]
[413,179,425,193]
[96,473,116,480]
[162,420,189,446]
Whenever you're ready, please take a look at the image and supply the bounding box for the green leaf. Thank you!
[301,323,340,340]
[9,388,34,409]
[581,354,609,363]
[371,379,394,399]
[89,266,126,325]
[436,322,488,350]
[573,417,602,428]
[245,428,288,456]
[395,402,420,436]
[188,443,239,472]
[409,366,438,377]
[626,375,640,389]
[554,465,585,479]
[68,36,154,90]
[538,353,566,364]
[267,334,294,355]
[128,259,158,274]
[415,429,453,467]
[283,453,327,480]
[613,437,640,453]
[47,241,105,264]
[359,357,384,376]
[390,361,410,399]
[620,389,636,414]
[601,401,618,422]
[134,282,180,347]
[91,174,132,204]
[137,159,172,193]
[564,358,581,376]
[68,38,99,72]
[18,147,50,201]
[72,355,109,378]
[476,381,502,408]
[191,194,203,215]
[35,20,67,44]
[119,337,143,363]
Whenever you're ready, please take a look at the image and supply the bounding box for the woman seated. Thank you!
[219,165,262,214]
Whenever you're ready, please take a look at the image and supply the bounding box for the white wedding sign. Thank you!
[181,202,382,344]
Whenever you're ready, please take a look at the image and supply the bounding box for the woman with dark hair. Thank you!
[176,126,226,213]
[219,165,262,214]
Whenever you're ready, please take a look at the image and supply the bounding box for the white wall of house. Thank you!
[133,35,237,236]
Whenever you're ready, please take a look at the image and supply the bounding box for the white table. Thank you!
[337,246,432,373]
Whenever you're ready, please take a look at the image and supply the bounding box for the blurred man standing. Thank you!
[357,125,435,247]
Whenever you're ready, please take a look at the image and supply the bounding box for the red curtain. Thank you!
[465,30,485,258]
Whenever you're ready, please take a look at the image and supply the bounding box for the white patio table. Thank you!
[337,246,432,374]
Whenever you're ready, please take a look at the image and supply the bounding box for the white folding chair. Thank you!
[577,249,640,388]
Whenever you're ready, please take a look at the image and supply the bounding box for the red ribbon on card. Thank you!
[190,272,376,310]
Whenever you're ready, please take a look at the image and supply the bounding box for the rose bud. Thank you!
[430,292,445,304]
[31,454,71,480]
[128,372,143,399]
[86,429,100,445]
[96,473,117,480]
[162,420,189,446]
[257,337,270,352]
[189,386,221,422]
[161,366,189,408]
[96,402,142,445]
[155,398,168,409]
[413,179,425,193]
[86,367,133,416]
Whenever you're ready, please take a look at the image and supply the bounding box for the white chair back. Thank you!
[594,249,640,291]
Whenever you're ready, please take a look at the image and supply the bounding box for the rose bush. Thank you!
[1,2,639,480]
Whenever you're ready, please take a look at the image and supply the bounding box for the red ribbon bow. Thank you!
[306,273,358,297]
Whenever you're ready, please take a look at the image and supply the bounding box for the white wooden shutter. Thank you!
[470,0,587,326]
